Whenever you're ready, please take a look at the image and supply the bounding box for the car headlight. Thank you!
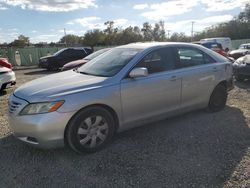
[41,59,47,62]
[19,101,64,115]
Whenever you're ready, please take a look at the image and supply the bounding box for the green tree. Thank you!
[10,35,30,47]
[170,32,190,42]
[194,4,250,40]
[59,34,81,45]
[104,21,118,45]
[141,22,153,41]
[152,21,166,41]
[83,29,106,49]
[115,26,143,45]
[238,4,250,22]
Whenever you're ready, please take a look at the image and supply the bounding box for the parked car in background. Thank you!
[233,54,250,81]
[0,58,12,69]
[0,66,16,91]
[229,43,250,60]
[8,42,233,153]
[200,42,228,57]
[61,48,111,71]
[199,42,234,63]
[39,47,93,71]
[200,37,232,52]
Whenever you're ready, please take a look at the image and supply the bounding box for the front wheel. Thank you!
[207,85,227,112]
[235,75,245,82]
[66,107,116,153]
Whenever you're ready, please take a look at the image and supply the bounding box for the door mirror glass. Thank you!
[129,67,148,78]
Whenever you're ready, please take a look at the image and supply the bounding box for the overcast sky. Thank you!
[0,0,248,43]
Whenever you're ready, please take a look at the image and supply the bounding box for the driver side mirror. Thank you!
[129,67,148,78]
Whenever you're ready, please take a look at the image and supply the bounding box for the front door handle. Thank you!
[213,67,219,72]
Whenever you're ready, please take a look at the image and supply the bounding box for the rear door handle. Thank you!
[170,75,177,81]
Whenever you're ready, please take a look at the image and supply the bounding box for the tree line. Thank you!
[2,4,250,48]
[193,4,250,41]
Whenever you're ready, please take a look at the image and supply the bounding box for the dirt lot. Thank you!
[0,68,250,187]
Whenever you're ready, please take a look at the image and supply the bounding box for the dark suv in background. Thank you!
[39,47,93,70]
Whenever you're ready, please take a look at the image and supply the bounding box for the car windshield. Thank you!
[77,48,141,77]
[239,44,250,49]
[84,48,110,60]
[53,48,66,56]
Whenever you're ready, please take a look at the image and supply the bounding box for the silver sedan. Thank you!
[8,42,233,153]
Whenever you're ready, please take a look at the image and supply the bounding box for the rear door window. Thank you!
[174,47,214,69]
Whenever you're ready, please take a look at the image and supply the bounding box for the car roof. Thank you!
[241,43,250,45]
[200,41,220,44]
[66,47,92,50]
[200,37,231,40]
[116,42,201,50]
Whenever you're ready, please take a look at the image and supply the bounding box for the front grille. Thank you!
[9,100,21,114]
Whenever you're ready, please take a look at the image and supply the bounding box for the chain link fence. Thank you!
[0,47,63,66]
[232,39,250,49]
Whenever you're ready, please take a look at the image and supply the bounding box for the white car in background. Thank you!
[0,66,16,91]
[200,37,232,52]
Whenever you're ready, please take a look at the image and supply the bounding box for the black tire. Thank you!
[207,84,227,112]
[235,75,245,82]
[0,84,5,91]
[66,106,116,153]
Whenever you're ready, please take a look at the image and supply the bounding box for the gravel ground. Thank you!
[0,68,250,188]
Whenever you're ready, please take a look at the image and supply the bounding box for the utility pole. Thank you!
[191,21,195,42]
[166,30,171,40]
[64,28,67,47]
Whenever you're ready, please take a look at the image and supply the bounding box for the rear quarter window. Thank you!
[203,48,230,63]
[175,47,215,68]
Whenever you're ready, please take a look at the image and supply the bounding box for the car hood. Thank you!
[229,49,249,55]
[63,59,88,68]
[14,70,109,102]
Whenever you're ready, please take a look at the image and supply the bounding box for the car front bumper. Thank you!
[38,60,49,68]
[8,94,76,149]
[233,64,250,76]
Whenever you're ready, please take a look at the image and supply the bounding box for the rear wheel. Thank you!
[66,107,116,153]
[207,84,227,112]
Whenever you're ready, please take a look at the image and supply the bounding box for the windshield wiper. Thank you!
[78,71,108,77]
[79,71,93,75]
